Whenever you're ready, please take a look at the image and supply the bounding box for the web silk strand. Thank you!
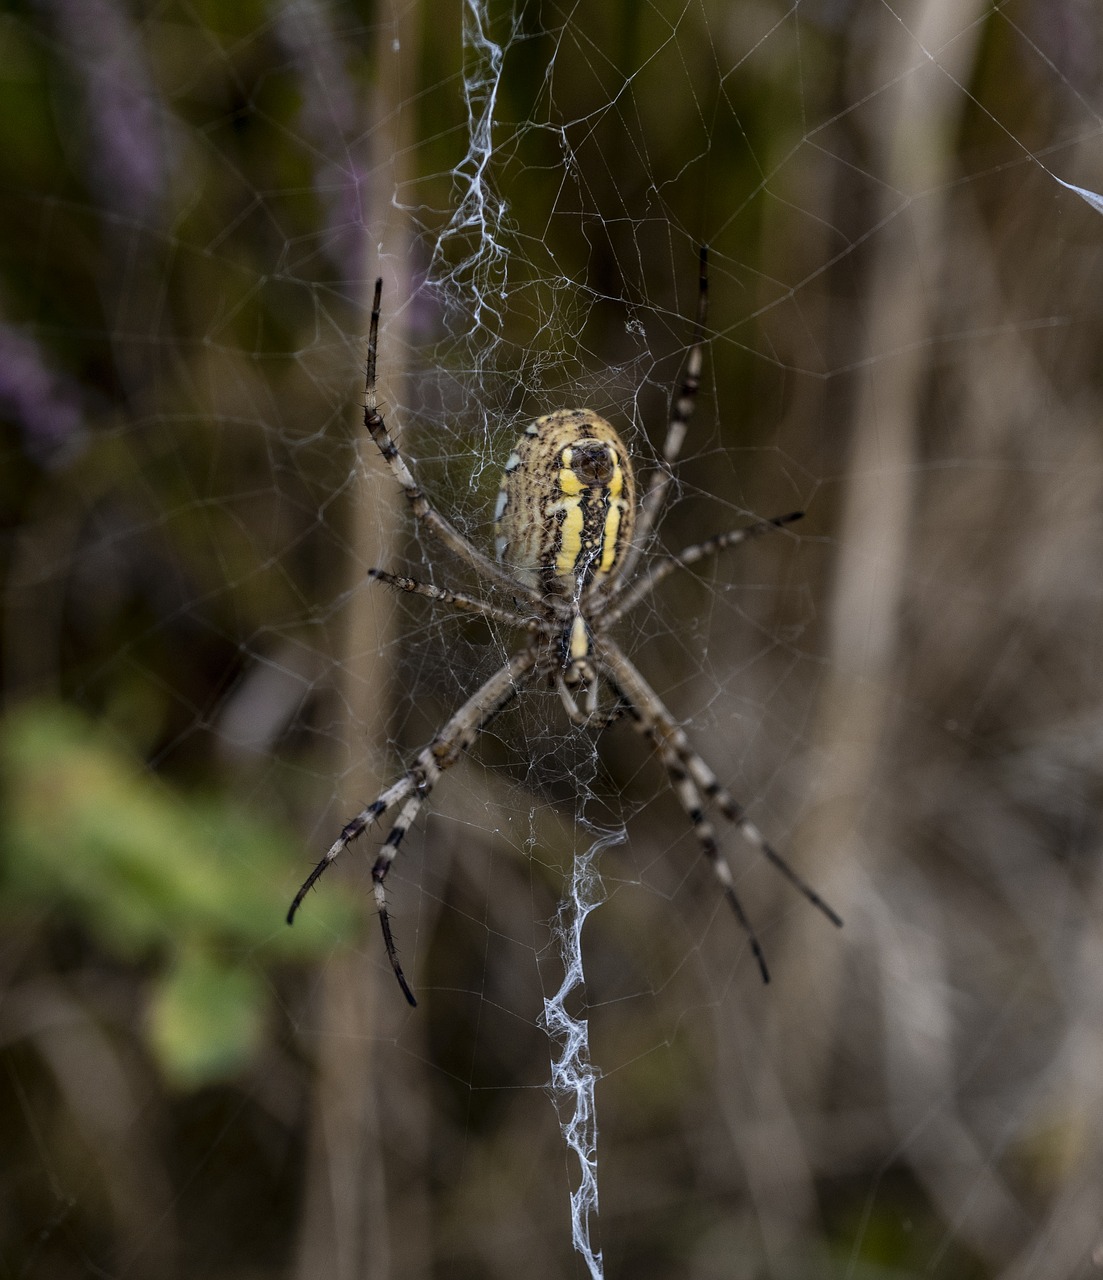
[542,828,622,1280]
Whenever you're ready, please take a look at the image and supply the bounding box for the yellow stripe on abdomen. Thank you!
[494,409,636,598]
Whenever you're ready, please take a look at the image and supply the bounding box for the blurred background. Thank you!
[3,1,1103,1277]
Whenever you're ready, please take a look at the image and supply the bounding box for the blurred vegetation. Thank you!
[2,700,354,1087]
[3,2,1103,1279]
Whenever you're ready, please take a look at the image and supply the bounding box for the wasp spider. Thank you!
[289,250,841,1005]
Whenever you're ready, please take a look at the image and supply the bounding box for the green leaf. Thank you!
[1,700,360,1088]
[148,945,268,1089]
[1,700,355,958]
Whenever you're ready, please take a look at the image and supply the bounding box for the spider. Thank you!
[288,249,842,1005]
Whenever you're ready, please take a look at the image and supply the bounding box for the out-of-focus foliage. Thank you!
[3,1,1103,1279]
[2,700,355,1085]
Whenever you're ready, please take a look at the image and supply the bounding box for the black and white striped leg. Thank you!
[645,727,771,981]
[655,243,708,472]
[678,753,843,930]
[288,648,540,1005]
[615,245,709,586]
[369,568,537,632]
[287,777,413,926]
[594,634,842,942]
[370,789,428,1005]
[362,280,544,604]
[600,510,804,626]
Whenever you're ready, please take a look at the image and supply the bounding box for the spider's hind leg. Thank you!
[594,634,841,979]
[679,753,843,930]
[638,724,772,983]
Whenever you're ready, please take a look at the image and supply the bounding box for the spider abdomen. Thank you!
[494,408,636,598]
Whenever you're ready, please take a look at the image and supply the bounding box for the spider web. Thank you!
[4,2,1103,1278]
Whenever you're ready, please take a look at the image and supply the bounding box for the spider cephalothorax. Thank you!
[288,251,841,1005]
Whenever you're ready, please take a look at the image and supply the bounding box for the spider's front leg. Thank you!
[615,244,709,587]
[289,648,539,1006]
[361,279,544,605]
